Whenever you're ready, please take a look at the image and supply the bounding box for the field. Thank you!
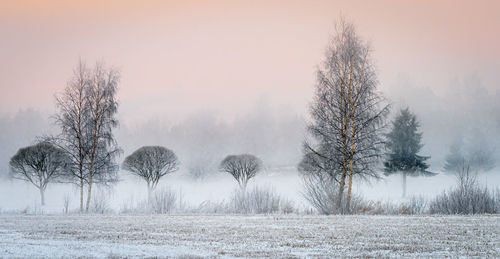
[1,214,499,258]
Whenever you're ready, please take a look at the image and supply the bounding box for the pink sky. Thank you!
[1,0,499,125]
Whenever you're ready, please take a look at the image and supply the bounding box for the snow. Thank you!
[1,214,498,258]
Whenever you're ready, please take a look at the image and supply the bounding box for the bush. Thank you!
[229,186,282,214]
[189,200,229,214]
[150,188,177,214]
[302,169,431,215]
[280,199,295,214]
[301,172,366,214]
[399,196,428,215]
[90,190,113,214]
[301,172,339,214]
[429,166,497,214]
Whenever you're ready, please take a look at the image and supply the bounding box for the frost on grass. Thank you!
[0,214,498,258]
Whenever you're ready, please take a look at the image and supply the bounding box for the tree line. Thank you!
[8,60,263,210]
[8,19,496,214]
[298,18,495,214]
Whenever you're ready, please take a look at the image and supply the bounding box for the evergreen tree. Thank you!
[384,107,435,197]
[443,138,466,173]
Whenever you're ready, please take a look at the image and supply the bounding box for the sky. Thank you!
[1,0,499,127]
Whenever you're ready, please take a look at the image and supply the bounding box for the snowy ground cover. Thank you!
[0,214,498,258]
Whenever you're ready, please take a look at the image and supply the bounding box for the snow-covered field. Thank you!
[1,214,498,258]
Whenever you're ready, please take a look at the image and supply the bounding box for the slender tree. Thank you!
[83,62,120,212]
[220,154,262,190]
[384,107,435,197]
[301,18,388,213]
[9,142,69,205]
[122,146,179,202]
[52,60,89,211]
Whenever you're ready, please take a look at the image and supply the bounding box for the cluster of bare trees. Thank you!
[9,60,121,212]
[122,148,262,192]
[429,163,499,214]
[299,19,389,214]
[51,60,121,212]
[299,19,497,215]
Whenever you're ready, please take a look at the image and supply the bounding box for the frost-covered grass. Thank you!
[1,214,498,258]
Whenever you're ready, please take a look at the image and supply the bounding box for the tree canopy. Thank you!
[9,142,70,205]
[122,146,179,201]
[220,154,262,190]
[384,107,433,176]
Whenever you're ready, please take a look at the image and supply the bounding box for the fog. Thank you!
[1,76,499,211]
[1,1,500,212]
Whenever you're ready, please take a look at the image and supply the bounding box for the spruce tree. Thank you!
[384,107,435,197]
[443,139,466,173]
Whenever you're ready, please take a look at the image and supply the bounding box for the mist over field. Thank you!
[1,79,499,211]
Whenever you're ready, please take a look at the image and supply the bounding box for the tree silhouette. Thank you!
[384,107,435,197]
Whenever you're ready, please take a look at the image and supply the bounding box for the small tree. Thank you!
[444,139,465,173]
[444,136,495,174]
[384,107,435,197]
[9,142,69,205]
[220,154,262,190]
[122,146,179,202]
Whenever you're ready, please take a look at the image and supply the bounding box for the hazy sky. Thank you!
[1,0,499,127]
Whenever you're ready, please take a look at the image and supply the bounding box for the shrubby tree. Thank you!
[300,18,389,213]
[122,146,179,202]
[9,142,70,205]
[51,60,120,212]
[220,154,262,190]
[384,107,435,197]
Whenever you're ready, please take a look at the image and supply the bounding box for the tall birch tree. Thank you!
[52,60,120,212]
[302,19,388,213]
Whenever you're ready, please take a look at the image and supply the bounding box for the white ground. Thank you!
[0,214,498,258]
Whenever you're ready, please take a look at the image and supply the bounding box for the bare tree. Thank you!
[219,154,262,190]
[122,146,179,202]
[301,18,388,213]
[52,60,89,212]
[51,60,120,212]
[9,142,69,206]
